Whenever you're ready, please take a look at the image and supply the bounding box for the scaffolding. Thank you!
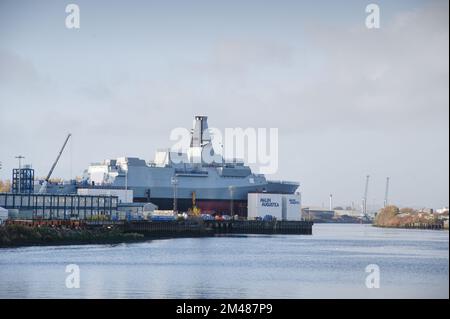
[12,168,34,193]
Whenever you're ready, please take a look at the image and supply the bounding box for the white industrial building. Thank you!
[247,193,301,221]
[0,207,8,224]
[282,194,302,221]
[77,188,134,204]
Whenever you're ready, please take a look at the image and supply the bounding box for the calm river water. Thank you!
[0,224,448,298]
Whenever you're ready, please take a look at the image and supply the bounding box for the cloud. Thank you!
[197,1,449,133]
[0,1,447,207]
[297,1,448,127]
[212,39,294,73]
[0,49,39,87]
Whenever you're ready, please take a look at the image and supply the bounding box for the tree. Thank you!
[400,207,417,214]
[375,205,400,226]
[0,180,11,193]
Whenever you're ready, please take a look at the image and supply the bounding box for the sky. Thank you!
[0,0,448,209]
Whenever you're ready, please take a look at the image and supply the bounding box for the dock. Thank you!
[123,220,213,238]
[123,220,313,237]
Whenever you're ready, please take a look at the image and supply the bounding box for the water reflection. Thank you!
[0,224,448,298]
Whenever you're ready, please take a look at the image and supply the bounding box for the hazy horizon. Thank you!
[0,0,448,209]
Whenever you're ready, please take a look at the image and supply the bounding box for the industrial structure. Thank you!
[247,193,302,221]
[0,192,118,220]
[384,177,390,207]
[38,133,71,194]
[12,165,34,194]
[362,175,370,217]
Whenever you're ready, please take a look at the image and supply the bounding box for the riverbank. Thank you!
[0,224,145,248]
[373,205,448,230]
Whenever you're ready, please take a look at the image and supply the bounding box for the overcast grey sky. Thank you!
[0,0,448,209]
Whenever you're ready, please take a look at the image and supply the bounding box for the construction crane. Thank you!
[38,133,72,194]
[384,177,390,207]
[362,175,370,218]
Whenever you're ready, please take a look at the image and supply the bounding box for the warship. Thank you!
[44,116,299,216]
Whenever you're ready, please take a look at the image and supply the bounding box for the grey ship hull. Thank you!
[106,165,297,214]
[41,178,298,216]
[81,162,299,215]
[134,181,298,215]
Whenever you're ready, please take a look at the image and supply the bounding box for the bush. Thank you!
[374,205,400,226]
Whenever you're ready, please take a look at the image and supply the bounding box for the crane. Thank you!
[39,133,72,194]
[384,177,390,207]
[362,175,370,217]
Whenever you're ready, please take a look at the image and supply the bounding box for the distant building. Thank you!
[301,207,334,220]
[333,209,362,218]
[436,207,449,215]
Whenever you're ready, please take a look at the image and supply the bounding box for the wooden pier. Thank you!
[400,222,445,230]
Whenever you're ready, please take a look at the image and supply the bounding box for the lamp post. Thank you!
[329,194,333,211]
[15,155,25,193]
[172,176,178,212]
[124,160,128,203]
[228,186,235,216]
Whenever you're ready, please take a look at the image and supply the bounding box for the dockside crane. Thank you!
[38,133,72,194]
[362,175,370,218]
[384,177,390,207]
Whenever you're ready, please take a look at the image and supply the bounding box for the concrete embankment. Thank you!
[0,224,144,248]
[123,220,314,236]
[0,219,314,248]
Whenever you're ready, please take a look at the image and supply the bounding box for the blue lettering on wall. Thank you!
[260,198,280,207]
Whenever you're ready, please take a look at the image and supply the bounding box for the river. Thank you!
[0,224,448,298]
